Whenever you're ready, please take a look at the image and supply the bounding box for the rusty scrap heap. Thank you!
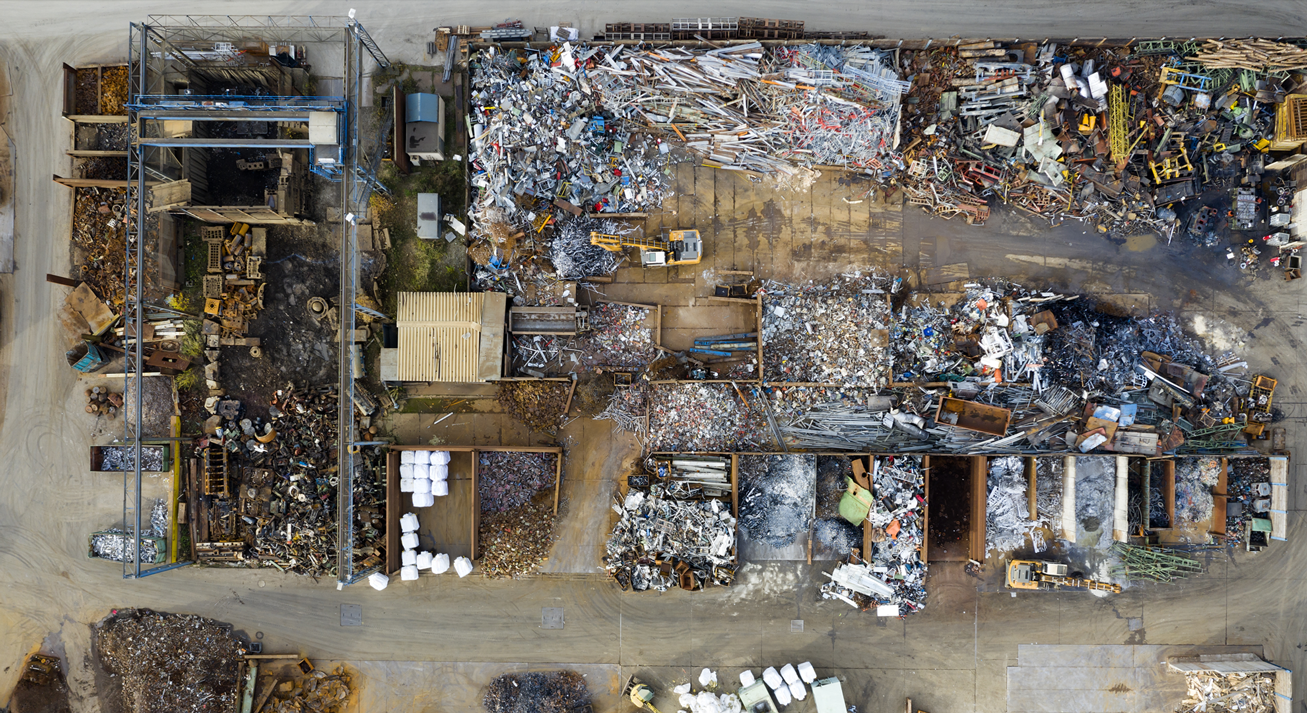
[95,610,244,713]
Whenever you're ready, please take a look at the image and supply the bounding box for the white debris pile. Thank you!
[762,274,894,386]
[986,456,1047,554]
[546,216,634,280]
[1179,671,1276,713]
[1075,457,1116,548]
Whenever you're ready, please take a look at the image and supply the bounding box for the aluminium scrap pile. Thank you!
[762,274,893,386]
[573,302,658,369]
[604,487,736,591]
[986,456,1049,554]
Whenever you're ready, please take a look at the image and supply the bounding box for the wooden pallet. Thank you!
[204,445,228,497]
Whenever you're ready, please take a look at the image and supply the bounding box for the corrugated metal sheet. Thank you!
[396,292,504,382]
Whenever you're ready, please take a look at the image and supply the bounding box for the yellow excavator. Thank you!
[590,229,703,267]
[1006,560,1121,593]
[624,676,662,712]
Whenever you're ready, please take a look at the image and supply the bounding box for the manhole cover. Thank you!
[340,604,362,627]
[1127,617,1143,631]
[791,619,804,633]
[542,607,564,629]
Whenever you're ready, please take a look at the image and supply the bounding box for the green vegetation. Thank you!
[175,367,200,391]
[374,159,468,312]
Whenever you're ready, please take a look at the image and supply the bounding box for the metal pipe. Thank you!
[1062,455,1077,543]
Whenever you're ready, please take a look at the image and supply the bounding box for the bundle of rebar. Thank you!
[1109,542,1204,583]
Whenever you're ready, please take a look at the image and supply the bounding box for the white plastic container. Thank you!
[412,478,431,495]
[400,513,419,533]
[788,680,806,701]
[412,492,435,507]
[412,463,429,480]
[399,477,415,493]
[413,450,430,465]
[368,571,389,590]
[399,565,420,581]
[774,684,792,707]
[400,450,415,465]
[763,667,784,691]
[430,463,449,481]
[401,549,417,567]
[399,463,414,479]
[416,551,433,569]
[797,662,816,684]
[401,532,419,549]
[431,450,451,465]
[739,670,756,687]
[453,556,473,577]
[431,480,449,497]
[780,663,798,684]
[431,552,450,574]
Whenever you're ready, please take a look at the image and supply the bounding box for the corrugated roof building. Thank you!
[394,292,506,382]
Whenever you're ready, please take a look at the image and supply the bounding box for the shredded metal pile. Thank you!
[737,454,816,548]
[595,382,648,439]
[483,671,591,713]
[95,610,243,713]
[90,501,168,563]
[479,500,558,578]
[546,216,634,280]
[496,380,571,434]
[604,488,736,592]
[648,383,765,452]
[574,302,657,369]
[762,275,893,386]
[1178,671,1277,713]
[986,456,1048,554]
[478,452,558,513]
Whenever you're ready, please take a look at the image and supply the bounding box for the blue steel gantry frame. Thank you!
[123,15,390,584]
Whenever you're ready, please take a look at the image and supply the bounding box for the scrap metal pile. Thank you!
[1175,456,1219,525]
[468,41,909,299]
[762,274,893,386]
[196,386,345,577]
[266,667,352,713]
[896,38,1307,254]
[824,455,927,615]
[1226,457,1272,545]
[737,454,816,548]
[648,382,767,452]
[72,187,128,306]
[1177,671,1278,713]
[478,451,557,512]
[483,671,590,713]
[573,302,658,369]
[604,487,736,591]
[479,500,558,578]
[94,610,243,713]
[90,500,169,564]
[986,456,1049,554]
[496,380,571,433]
[476,452,559,577]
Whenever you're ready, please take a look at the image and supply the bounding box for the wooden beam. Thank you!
[53,174,159,188]
[64,115,129,124]
[45,274,79,287]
